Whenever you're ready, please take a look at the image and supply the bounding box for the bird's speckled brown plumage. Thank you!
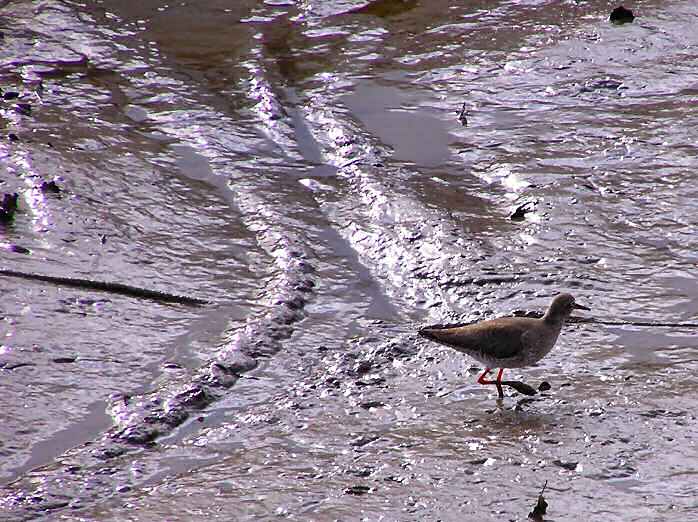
[419,293,590,397]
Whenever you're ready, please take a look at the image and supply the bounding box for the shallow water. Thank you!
[1,0,698,520]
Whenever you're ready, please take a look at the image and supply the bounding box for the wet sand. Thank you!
[2,0,698,520]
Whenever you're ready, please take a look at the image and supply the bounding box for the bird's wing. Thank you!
[419,319,528,360]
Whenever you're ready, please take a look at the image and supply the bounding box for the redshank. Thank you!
[418,293,590,398]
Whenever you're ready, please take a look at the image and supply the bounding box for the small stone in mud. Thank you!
[553,459,579,471]
[349,434,379,447]
[52,356,77,364]
[359,400,385,410]
[9,244,30,254]
[610,5,634,24]
[40,180,62,194]
[37,500,71,511]
[15,103,32,115]
[93,446,127,460]
[355,360,372,375]
[2,91,20,100]
[344,485,372,496]
[173,385,213,409]
[349,466,374,478]
[1,192,19,222]
[510,201,536,221]
[538,381,551,392]
[356,376,386,387]
[0,361,35,370]
[8,133,19,142]
[324,376,341,388]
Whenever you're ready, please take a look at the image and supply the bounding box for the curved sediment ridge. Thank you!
[1,205,316,518]
[1,70,319,518]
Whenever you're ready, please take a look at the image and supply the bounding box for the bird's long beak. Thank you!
[573,303,591,311]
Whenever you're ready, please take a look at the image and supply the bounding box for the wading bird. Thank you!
[418,293,590,398]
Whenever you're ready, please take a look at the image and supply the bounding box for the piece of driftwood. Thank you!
[0,268,208,306]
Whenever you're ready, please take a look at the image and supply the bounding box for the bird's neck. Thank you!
[543,314,566,327]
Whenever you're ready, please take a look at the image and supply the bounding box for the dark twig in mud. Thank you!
[510,200,536,221]
[513,310,698,329]
[500,380,537,396]
[0,268,208,306]
[528,480,549,521]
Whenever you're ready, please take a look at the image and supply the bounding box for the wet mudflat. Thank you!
[1,0,698,520]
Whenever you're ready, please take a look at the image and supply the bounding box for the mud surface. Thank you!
[2,0,698,520]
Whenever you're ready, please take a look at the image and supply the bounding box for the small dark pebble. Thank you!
[510,201,536,221]
[349,434,379,447]
[3,91,20,100]
[356,376,386,387]
[349,467,374,478]
[610,5,634,24]
[359,400,385,410]
[8,133,19,142]
[93,446,127,460]
[355,360,372,375]
[173,386,213,409]
[538,381,551,392]
[344,485,372,496]
[639,409,685,418]
[40,180,62,194]
[32,500,70,511]
[9,244,30,254]
[324,376,341,388]
[15,103,32,115]
[52,357,77,364]
[1,192,19,222]
[553,459,579,471]
[0,361,36,370]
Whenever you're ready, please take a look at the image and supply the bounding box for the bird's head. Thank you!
[545,293,590,322]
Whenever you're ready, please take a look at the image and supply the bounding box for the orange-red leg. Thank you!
[477,368,505,399]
